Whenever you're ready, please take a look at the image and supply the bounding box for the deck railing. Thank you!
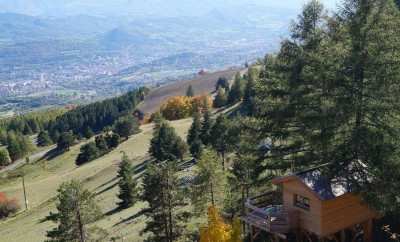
[241,191,290,234]
[247,190,281,207]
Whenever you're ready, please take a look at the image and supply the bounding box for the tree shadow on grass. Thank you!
[104,206,124,217]
[132,158,152,175]
[112,208,149,227]
[94,181,119,196]
[94,159,150,197]
[39,148,65,161]
[94,176,119,190]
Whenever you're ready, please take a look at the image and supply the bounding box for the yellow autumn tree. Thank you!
[192,94,212,112]
[160,95,212,120]
[200,206,243,242]
[229,218,242,242]
[160,96,193,120]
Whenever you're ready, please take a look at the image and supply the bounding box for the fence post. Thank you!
[22,176,29,210]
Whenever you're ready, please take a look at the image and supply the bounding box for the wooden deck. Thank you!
[241,203,290,234]
[241,191,291,234]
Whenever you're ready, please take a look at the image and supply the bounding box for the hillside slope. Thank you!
[138,69,239,114]
[0,119,192,242]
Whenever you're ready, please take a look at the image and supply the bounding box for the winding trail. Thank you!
[0,145,55,174]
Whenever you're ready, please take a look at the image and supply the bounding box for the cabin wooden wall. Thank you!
[320,193,378,237]
[282,180,322,235]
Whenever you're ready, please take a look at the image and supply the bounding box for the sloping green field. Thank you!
[0,119,192,242]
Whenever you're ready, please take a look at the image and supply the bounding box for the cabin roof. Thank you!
[272,164,355,200]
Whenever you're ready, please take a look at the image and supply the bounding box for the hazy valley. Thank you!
[0,5,295,116]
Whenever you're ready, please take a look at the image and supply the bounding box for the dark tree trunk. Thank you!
[210,182,215,206]
[76,206,85,242]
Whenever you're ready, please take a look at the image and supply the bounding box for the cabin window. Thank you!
[294,194,310,210]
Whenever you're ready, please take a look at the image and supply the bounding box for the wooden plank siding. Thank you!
[282,180,323,235]
[320,193,378,236]
[280,179,378,238]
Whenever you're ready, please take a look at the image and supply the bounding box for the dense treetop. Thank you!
[247,0,400,214]
[48,87,148,139]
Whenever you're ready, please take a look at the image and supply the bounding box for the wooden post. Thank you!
[22,176,28,210]
[76,206,85,242]
[340,230,346,242]
[250,225,254,242]
[241,185,246,234]
[363,219,373,242]
[295,228,301,242]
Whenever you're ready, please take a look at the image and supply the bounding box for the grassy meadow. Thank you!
[0,118,193,242]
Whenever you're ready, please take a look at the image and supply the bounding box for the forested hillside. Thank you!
[248,0,400,213]
[0,87,148,167]
[0,0,400,242]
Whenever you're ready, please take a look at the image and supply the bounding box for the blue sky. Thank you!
[0,0,342,17]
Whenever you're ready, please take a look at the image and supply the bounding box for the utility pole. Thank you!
[22,176,28,210]
[75,198,86,242]
[76,202,85,242]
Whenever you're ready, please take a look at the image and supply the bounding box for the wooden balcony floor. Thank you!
[241,203,290,234]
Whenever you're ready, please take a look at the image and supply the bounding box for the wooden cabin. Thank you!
[241,165,379,242]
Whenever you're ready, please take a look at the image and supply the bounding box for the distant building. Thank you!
[133,109,145,121]
[198,69,207,75]
[65,104,78,110]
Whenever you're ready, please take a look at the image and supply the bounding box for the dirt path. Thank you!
[0,145,55,174]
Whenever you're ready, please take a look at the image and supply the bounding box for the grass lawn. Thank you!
[0,118,192,242]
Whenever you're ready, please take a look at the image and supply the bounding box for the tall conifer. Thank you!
[117,154,138,209]
[187,111,203,158]
[141,162,189,242]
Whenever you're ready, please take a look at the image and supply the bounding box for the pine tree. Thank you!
[6,133,22,162]
[210,115,232,170]
[252,0,400,214]
[187,112,201,146]
[190,139,203,160]
[105,133,120,149]
[187,111,203,158]
[7,132,32,161]
[172,138,188,161]
[76,142,100,165]
[213,87,228,108]
[215,77,230,92]
[83,127,94,139]
[37,131,52,147]
[252,0,327,172]
[242,68,258,116]
[44,180,102,242]
[228,72,244,105]
[330,0,400,212]
[23,124,33,135]
[225,118,264,215]
[192,149,226,214]
[151,112,164,129]
[141,162,189,242]
[0,148,10,166]
[186,85,195,97]
[200,107,213,146]
[0,129,7,146]
[57,132,75,151]
[47,88,147,140]
[117,154,138,209]
[95,135,108,152]
[149,121,187,162]
[113,115,140,140]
